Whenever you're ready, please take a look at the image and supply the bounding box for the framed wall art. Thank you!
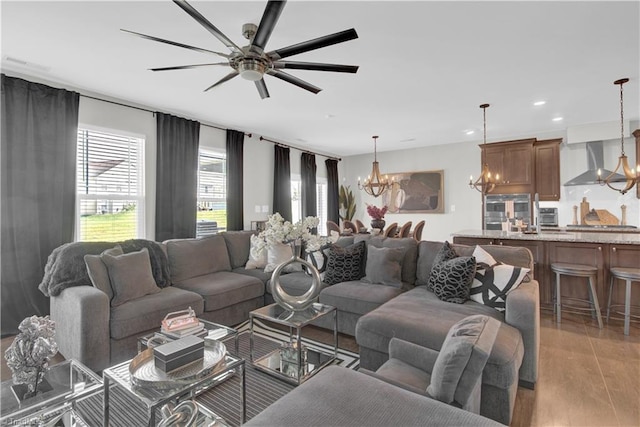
[382,170,444,213]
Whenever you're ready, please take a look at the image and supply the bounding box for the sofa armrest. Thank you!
[359,368,428,396]
[50,285,110,373]
[389,337,439,373]
[505,279,539,387]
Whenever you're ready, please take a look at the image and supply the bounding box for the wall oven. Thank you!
[484,193,531,230]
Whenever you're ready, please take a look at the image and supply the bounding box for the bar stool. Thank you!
[551,263,603,328]
[606,267,640,335]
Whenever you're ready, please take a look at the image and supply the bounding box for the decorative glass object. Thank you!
[4,316,58,401]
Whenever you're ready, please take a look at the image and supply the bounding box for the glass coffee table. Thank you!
[249,303,337,385]
[138,318,239,356]
[0,359,102,426]
[102,341,245,426]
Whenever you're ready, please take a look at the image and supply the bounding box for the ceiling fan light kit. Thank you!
[123,0,359,99]
[597,77,639,195]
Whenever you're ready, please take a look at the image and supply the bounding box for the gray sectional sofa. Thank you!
[49,231,267,372]
[46,231,538,425]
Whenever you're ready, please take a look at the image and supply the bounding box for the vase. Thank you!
[270,241,322,312]
[370,219,386,230]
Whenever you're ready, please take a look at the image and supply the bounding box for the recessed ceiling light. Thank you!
[552,117,563,122]
[465,130,475,135]
[533,101,546,106]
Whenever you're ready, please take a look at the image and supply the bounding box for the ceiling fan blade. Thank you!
[204,71,239,92]
[173,0,242,53]
[267,69,321,94]
[255,79,270,99]
[250,1,286,55]
[150,63,229,72]
[121,29,230,58]
[267,28,358,60]
[273,61,359,73]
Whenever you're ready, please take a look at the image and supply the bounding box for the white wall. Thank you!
[341,141,484,242]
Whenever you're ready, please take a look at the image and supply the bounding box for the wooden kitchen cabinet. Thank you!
[481,138,535,194]
[534,138,561,201]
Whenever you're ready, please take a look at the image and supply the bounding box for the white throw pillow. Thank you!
[470,245,529,312]
[245,235,268,270]
[265,242,302,273]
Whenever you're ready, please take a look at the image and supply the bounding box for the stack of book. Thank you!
[161,322,206,340]
[160,307,206,339]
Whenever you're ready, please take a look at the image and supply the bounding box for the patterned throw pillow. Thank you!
[429,256,477,304]
[469,246,529,312]
[323,241,366,286]
[427,241,458,292]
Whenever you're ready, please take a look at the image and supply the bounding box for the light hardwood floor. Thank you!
[2,311,638,426]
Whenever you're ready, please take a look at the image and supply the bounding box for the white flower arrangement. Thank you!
[252,213,329,255]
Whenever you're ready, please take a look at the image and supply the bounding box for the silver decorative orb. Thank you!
[270,254,322,312]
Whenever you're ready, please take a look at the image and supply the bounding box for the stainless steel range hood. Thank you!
[563,141,626,186]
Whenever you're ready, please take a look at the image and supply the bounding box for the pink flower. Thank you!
[366,205,388,220]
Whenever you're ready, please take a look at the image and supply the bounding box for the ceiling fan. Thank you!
[122,0,359,99]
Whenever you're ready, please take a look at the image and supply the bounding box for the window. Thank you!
[76,128,144,242]
[197,150,227,237]
[290,176,328,236]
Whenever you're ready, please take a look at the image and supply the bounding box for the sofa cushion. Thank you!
[166,235,231,283]
[110,287,204,340]
[174,271,264,312]
[319,281,404,316]
[355,286,523,390]
[429,256,477,304]
[366,237,418,287]
[362,246,405,288]
[265,243,302,274]
[233,267,273,285]
[84,246,123,300]
[222,231,255,269]
[119,239,172,288]
[323,241,366,286]
[427,315,500,404]
[102,248,161,307]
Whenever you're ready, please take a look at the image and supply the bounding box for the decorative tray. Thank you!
[129,340,226,390]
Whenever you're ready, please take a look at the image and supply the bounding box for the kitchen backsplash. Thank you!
[539,184,639,227]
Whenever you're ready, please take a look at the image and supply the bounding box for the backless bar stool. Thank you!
[606,267,640,335]
[551,263,603,329]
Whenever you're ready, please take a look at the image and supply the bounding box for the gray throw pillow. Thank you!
[102,248,161,307]
[427,315,500,405]
[84,246,123,300]
[362,245,405,288]
[429,256,476,304]
[166,235,232,283]
[323,241,366,285]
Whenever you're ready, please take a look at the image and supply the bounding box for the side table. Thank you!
[249,303,337,385]
[0,359,102,425]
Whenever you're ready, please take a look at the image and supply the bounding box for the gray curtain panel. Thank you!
[155,112,200,241]
[325,158,340,224]
[301,152,317,218]
[273,145,292,222]
[1,74,79,335]
[226,129,244,231]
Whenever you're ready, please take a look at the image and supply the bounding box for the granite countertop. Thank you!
[540,226,640,233]
[451,229,640,245]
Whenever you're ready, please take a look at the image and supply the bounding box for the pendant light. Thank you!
[597,78,639,195]
[358,135,390,197]
[469,103,499,194]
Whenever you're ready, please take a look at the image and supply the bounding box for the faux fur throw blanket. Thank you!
[38,239,171,297]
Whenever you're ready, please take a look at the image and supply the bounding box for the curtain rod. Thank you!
[80,94,251,136]
[259,136,341,162]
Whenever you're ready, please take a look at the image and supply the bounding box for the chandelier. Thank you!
[469,103,499,194]
[597,78,638,195]
[358,136,390,197]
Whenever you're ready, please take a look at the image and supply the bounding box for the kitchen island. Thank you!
[451,230,640,320]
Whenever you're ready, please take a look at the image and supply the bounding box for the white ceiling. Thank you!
[2,1,639,157]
